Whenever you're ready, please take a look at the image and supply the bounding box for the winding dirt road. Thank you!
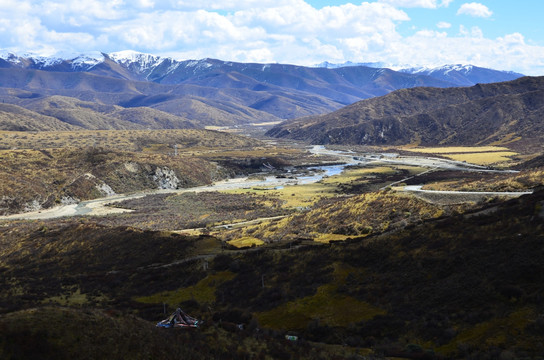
[1,145,529,221]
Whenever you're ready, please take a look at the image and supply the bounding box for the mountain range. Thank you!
[0,51,524,131]
[266,76,544,150]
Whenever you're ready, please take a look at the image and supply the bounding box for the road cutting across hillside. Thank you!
[0,145,527,221]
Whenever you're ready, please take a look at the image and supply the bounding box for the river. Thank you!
[0,148,349,221]
[0,145,524,221]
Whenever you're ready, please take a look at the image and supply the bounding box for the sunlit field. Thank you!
[400,146,519,165]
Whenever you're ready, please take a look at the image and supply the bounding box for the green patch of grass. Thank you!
[135,271,236,306]
[256,264,385,330]
[438,308,535,355]
[227,237,264,248]
[43,288,89,306]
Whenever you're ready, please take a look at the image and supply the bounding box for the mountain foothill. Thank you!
[0,52,525,132]
[267,76,544,151]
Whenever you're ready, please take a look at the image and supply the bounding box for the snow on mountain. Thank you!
[400,64,475,75]
[0,50,22,64]
[0,50,105,70]
[399,64,523,86]
[316,61,389,69]
[0,50,524,86]
[108,50,165,73]
[69,52,105,70]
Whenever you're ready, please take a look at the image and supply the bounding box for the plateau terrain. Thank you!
[0,52,523,131]
[0,60,543,359]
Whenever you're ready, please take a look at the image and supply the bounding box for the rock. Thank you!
[96,182,116,197]
[153,167,181,189]
[24,199,41,212]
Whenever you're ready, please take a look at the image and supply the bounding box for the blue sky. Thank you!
[0,0,543,75]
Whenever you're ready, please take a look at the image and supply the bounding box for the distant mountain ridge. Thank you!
[2,51,524,87]
[0,50,525,130]
[266,76,544,150]
[316,61,524,87]
[399,64,524,87]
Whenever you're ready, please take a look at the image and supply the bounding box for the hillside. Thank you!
[1,187,543,358]
[20,95,198,130]
[0,129,270,215]
[266,76,544,151]
[0,53,518,129]
[0,103,77,131]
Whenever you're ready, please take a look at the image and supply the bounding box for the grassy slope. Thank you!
[226,190,470,243]
[1,189,543,358]
[0,147,222,215]
[0,129,269,215]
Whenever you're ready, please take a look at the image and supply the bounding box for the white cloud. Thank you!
[457,2,493,18]
[378,0,439,8]
[437,21,451,29]
[0,1,543,75]
[378,0,453,8]
[172,0,295,11]
[459,25,484,38]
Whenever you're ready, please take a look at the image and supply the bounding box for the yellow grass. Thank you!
[135,271,236,305]
[43,287,102,306]
[224,164,427,211]
[443,151,518,165]
[438,308,535,354]
[0,129,260,153]
[273,183,335,207]
[320,166,396,186]
[401,146,511,154]
[313,233,353,243]
[227,236,265,248]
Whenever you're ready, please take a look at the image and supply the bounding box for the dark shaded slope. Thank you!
[267,76,544,148]
[1,188,544,358]
[0,103,77,131]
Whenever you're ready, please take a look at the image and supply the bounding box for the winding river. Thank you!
[0,145,528,221]
[0,150,347,221]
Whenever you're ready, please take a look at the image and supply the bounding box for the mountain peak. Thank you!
[108,50,165,73]
[315,61,389,69]
[0,50,105,70]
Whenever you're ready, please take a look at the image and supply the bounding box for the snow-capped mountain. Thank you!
[0,50,223,81]
[316,61,390,69]
[1,50,103,69]
[108,50,166,75]
[399,64,524,86]
[0,50,524,87]
[315,60,524,86]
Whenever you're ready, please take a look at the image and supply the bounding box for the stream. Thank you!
[1,147,350,221]
[0,145,525,221]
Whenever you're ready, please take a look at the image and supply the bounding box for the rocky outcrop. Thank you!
[152,167,181,189]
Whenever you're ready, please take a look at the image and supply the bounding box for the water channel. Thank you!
[0,145,526,221]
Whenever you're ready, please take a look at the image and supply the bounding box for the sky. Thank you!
[0,0,543,75]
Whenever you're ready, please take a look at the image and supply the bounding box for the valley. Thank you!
[1,124,543,359]
[0,65,543,359]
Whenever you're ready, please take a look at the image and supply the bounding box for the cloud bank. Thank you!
[0,0,542,75]
[457,2,493,18]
